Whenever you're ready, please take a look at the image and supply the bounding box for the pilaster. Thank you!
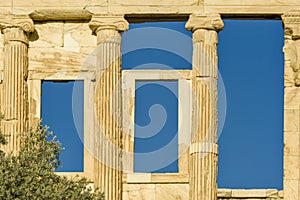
[89,15,128,200]
[0,14,34,154]
[186,13,223,200]
[282,10,300,200]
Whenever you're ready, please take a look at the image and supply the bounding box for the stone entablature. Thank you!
[3,0,300,19]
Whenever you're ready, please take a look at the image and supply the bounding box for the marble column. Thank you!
[186,14,223,200]
[282,11,300,200]
[89,15,128,200]
[0,14,34,154]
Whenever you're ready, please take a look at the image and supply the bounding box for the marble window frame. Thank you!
[28,72,95,180]
[122,70,192,183]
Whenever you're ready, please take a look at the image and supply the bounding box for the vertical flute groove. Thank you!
[1,28,29,154]
[94,29,123,200]
[189,26,221,200]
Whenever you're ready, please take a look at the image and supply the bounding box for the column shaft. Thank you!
[89,15,128,200]
[95,29,122,200]
[1,27,30,154]
[186,14,223,200]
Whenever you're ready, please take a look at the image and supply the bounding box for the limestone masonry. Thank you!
[0,0,299,199]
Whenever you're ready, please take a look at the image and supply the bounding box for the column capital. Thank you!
[186,13,223,32]
[0,13,34,33]
[282,10,300,39]
[89,15,129,35]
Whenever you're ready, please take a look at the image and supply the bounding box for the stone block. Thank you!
[108,5,203,15]
[231,189,266,198]
[284,179,299,200]
[30,22,63,48]
[217,189,232,197]
[156,184,189,200]
[278,190,284,198]
[63,22,96,48]
[204,5,300,15]
[151,174,189,183]
[13,0,105,8]
[284,155,300,180]
[139,184,156,200]
[123,184,141,191]
[110,0,197,6]
[127,190,141,200]
[0,34,3,48]
[29,47,95,73]
[284,131,299,156]
[178,146,189,174]
[284,109,300,132]
[285,87,300,109]
[285,61,295,87]
[0,47,3,72]
[266,189,279,197]
[122,191,129,200]
[0,0,11,7]
[205,0,300,6]
[28,80,41,127]
[123,184,155,200]
[126,174,151,183]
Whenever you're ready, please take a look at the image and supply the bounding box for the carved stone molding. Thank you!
[0,14,34,32]
[89,15,129,36]
[95,29,122,45]
[2,28,30,45]
[282,10,300,40]
[282,10,300,87]
[0,14,34,45]
[185,13,224,33]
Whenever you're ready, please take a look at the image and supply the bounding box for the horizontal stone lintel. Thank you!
[13,6,300,22]
[217,189,283,198]
[123,173,189,184]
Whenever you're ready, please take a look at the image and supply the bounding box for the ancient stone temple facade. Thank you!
[0,1,300,200]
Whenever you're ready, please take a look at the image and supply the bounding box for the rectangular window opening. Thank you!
[41,80,84,172]
[217,20,284,189]
[122,22,192,70]
[134,80,179,173]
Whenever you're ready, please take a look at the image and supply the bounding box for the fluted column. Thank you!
[0,14,34,154]
[186,14,223,200]
[282,11,300,200]
[89,15,128,200]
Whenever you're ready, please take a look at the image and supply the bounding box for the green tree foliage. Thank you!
[0,125,104,200]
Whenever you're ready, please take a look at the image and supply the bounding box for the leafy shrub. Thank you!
[0,125,104,200]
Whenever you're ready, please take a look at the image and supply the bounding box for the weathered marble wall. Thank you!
[0,0,298,198]
[27,20,97,181]
[28,21,96,80]
[123,186,283,200]
[123,183,189,200]
[282,11,300,200]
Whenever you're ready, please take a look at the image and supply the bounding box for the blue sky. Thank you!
[42,20,284,189]
[42,81,84,172]
[217,20,284,189]
[134,81,178,173]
